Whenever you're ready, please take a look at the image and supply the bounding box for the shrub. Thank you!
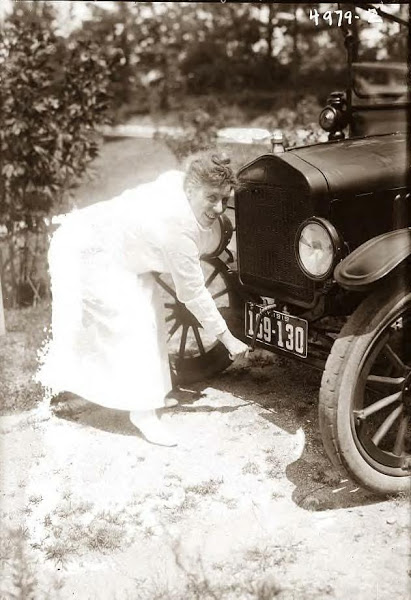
[0,5,110,307]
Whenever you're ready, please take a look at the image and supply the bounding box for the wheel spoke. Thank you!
[361,391,402,419]
[367,375,405,388]
[164,302,175,309]
[372,405,403,446]
[167,320,181,341]
[156,277,177,300]
[205,268,219,288]
[392,416,409,456]
[384,343,406,373]
[165,313,175,323]
[192,327,206,355]
[212,288,229,301]
[179,326,189,359]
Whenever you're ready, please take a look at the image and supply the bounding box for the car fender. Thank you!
[334,227,411,290]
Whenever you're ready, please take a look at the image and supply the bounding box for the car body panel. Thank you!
[290,132,407,196]
[334,227,411,290]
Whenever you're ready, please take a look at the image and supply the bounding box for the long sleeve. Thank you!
[163,234,228,338]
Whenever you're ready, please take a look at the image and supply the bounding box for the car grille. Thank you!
[236,183,315,304]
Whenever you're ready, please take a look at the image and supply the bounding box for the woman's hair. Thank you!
[184,150,237,190]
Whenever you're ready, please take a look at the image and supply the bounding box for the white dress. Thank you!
[38,171,228,411]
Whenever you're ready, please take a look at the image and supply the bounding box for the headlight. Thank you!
[296,218,342,280]
[319,106,338,132]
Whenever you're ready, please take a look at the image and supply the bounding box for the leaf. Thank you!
[1,164,15,178]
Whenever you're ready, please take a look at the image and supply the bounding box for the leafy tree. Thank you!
[0,2,110,306]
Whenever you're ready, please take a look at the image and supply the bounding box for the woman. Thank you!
[38,151,249,446]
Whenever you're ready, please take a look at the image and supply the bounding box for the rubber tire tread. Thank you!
[319,280,411,495]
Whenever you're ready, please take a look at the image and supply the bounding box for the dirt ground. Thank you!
[1,349,410,600]
[1,136,410,599]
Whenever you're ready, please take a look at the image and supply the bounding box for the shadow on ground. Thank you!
[193,353,383,512]
[51,349,383,512]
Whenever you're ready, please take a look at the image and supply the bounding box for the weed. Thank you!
[164,494,199,524]
[28,494,43,505]
[245,543,298,571]
[86,515,126,552]
[76,500,94,514]
[45,539,75,568]
[219,497,238,510]
[43,515,53,529]
[180,495,198,511]
[170,541,221,600]
[185,478,223,496]
[0,535,13,565]
[158,490,173,501]
[265,467,282,480]
[164,473,182,482]
[69,523,86,544]
[389,489,411,509]
[252,574,284,600]
[242,461,260,475]
[143,526,156,539]
[95,510,125,526]
[55,498,93,519]
[55,502,76,519]
[16,525,29,540]
[264,452,283,479]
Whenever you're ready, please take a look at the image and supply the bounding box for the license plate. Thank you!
[245,303,308,358]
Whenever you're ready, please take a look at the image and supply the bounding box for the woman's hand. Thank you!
[217,329,250,362]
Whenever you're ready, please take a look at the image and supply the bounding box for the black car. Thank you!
[157,4,410,495]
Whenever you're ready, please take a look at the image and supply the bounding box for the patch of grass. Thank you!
[164,494,199,524]
[142,526,157,539]
[219,497,238,510]
[55,499,94,519]
[86,517,126,552]
[21,505,33,516]
[389,489,411,508]
[252,574,285,600]
[158,490,174,501]
[1,526,64,598]
[164,473,182,483]
[242,461,260,475]
[40,498,144,566]
[185,478,224,496]
[28,494,43,505]
[45,539,76,568]
[264,450,284,479]
[245,543,299,570]
[1,303,51,415]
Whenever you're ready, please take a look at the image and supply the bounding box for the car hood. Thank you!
[290,132,407,197]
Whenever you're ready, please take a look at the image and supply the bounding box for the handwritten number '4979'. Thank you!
[309,9,354,27]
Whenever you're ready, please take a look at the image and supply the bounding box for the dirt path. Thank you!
[1,351,409,600]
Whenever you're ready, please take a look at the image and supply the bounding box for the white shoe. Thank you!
[164,397,179,408]
[130,411,177,447]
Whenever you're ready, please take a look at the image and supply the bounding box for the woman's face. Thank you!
[187,183,232,228]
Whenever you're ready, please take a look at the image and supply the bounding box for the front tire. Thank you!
[319,280,411,495]
[155,257,242,385]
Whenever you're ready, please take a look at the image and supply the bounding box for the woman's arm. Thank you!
[163,239,249,360]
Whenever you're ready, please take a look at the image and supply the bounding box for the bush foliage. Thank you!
[0,8,110,231]
[0,5,111,307]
